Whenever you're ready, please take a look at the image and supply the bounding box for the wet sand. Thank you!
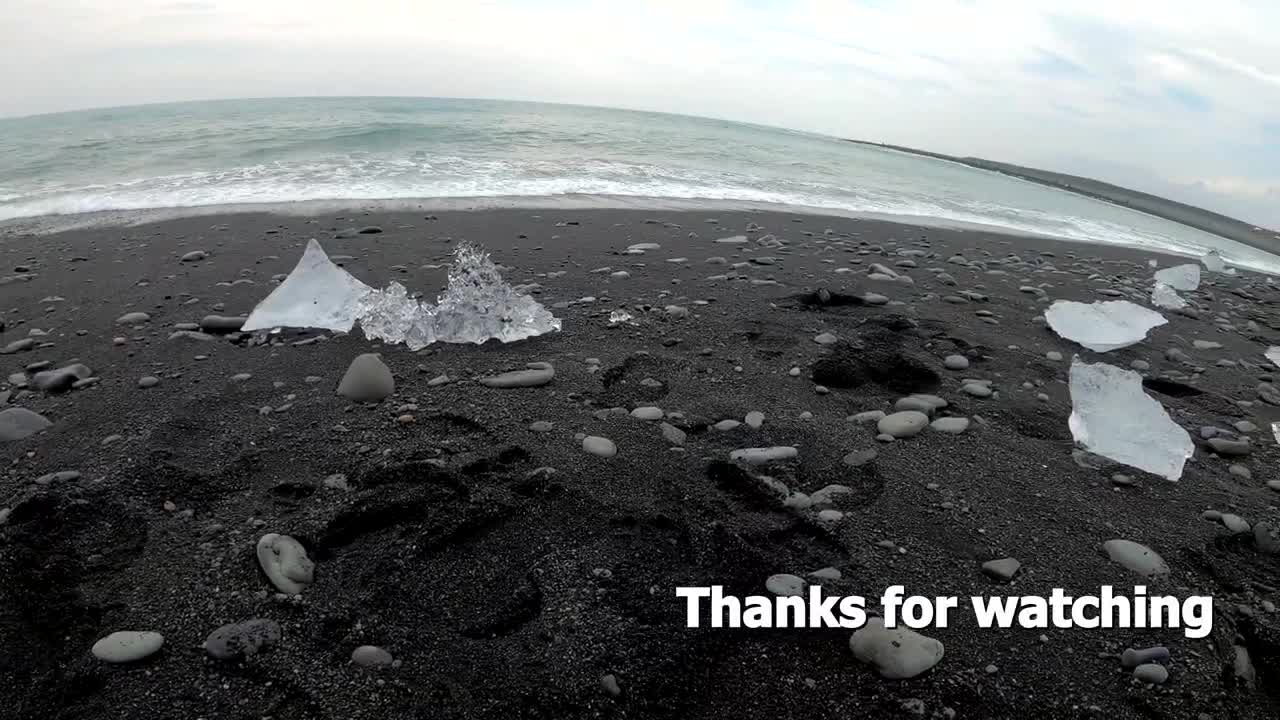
[1,207,1278,719]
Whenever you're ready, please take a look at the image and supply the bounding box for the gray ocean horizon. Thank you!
[2,96,1275,272]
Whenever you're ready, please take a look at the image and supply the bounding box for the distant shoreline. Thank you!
[845,139,1280,257]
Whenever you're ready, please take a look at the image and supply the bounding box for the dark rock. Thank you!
[200,315,246,334]
[205,619,282,660]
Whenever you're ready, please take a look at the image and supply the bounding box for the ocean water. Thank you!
[2,96,1275,271]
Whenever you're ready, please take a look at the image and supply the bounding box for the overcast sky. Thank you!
[5,0,1279,226]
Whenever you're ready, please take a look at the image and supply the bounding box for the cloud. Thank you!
[1,0,1279,225]
[1164,85,1212,112]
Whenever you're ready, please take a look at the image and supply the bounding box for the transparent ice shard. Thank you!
[356,282,437,350]
[430,242,562,344]
[242,239,373,332]
[1068,357,1194,481]
[1202,250,1225,273]
[1153,263,1200,291]
[1044,300,1167,352]
[609,310,634,325]
[244,239,560,346]
[1151,282,1187,310]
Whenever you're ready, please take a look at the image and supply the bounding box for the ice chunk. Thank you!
[430,242,562,344]
[1153,263,1200,291]
[1202,250,1225,273]
[1150,282,1187,310]
[1044,300,1167,352]
[356,282,437,350]
[245,239,560,347]
[1068,358,1194,481]
[608,310,634,325]
[1266,347,1280,370]
[242,239,373,332]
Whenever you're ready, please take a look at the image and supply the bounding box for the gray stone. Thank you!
[1208,438,1252,456]
[337,353,394,402]
[34,470,80,485]
[1258,383,1280,406]
[1221,514,1251,533]
[1133,663,1169,684]
[180,250,208,262]
[660,422,686,446]
[765,573,806,596]
[943,354,969,370]
[32,364,92,392]
[729,446,798,465]
[92,631,164,663]
[630,406,663,421]
[895,397,937,415]
[981,558,1021,581]
[0,338,35,354]
[205,619,281,660]
[601,673,622,697]
[583,436,617,458]
[1103,539,1169,577]
[878,411,930,438]
[814,332,838,345]
[479,362,554,388]
[745,410,765,429]
[960,383,993,398]
[115,312,151,325]
[351,645,394,667]
[0,407,52,441]
[1121,646,1170,669]
[1254,522,1280,555]
[930,417,970,434]
[200,315,246,333]
[850,618,944,680]
[138,376,160,389]
[256,534,315,594]
[842,449,877,467]
[850,410,886,424]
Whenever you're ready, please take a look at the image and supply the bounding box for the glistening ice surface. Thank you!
[1067,358,1194,481]
[242,239,373,333]
[245,239,560,346]
[1044,300,1168,353]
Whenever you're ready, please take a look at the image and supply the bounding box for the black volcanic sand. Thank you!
[2,208,1279,720]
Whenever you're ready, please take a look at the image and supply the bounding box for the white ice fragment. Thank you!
[1068,357,1194,481]
[1154,263,1200,291]
[608,310,634,325]
[430,242,561,344]
[1202,250,1225,273]
[356,282,437,350]
[1266,347,1280,370]
[1150,282,1187,310]
[1044,300,1167,352]
[242,239,373,332]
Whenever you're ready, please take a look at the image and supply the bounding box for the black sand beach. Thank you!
[2,207,1279,719]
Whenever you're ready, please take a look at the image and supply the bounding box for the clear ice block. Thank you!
[1068,357,1193,481]
[242,239,373,333]
[1044,300,1167,352]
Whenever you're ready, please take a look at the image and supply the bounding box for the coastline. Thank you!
[2,207,1278,719]
[4,194,1277,274]
[845,139,1280,256]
